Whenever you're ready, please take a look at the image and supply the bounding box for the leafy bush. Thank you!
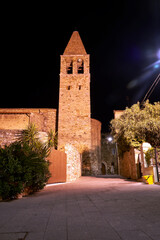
[15,142,50,194]
[145,147,160,167]
[0,144,23,200]
[0,124,52,200]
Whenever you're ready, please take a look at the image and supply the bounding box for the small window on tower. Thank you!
[67,86,71,90]
[79,85,81,90]
[77,59,84,74]
[66,61,73,74]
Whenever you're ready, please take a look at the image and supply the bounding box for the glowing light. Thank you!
[107,137,113,142]
[157,49,160,59]
[154,64,159,69]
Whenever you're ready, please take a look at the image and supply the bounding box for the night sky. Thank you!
[2,0,160,132]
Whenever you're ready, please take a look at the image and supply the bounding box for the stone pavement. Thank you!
[0,176,160,240]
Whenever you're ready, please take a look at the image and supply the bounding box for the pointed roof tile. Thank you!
[63,31,87,55]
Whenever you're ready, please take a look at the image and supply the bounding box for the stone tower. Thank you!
[58,31,91,153]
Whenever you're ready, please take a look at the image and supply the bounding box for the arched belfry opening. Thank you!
[66,60,73,74]
[77,58,84,74]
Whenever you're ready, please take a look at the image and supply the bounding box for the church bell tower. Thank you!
[58,31,91,152]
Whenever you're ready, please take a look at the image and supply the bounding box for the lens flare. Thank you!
[157,49,160,59]
[154,63,160,69]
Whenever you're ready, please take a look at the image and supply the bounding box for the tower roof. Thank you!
[63,31,87,55]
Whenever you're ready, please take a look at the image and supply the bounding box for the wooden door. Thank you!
[47,149,67,184]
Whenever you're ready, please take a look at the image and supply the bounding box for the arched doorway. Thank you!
[101,161,107,175]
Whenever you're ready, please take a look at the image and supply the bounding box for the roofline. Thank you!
[113,110,124,113]
[0,108,57,114]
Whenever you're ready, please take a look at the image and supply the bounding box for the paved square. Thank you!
[0,177,160,240]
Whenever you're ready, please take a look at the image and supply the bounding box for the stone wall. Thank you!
[30,109,57,132]
[58,59,91,151]
[120,147,138,179]
[65,144,81,182]
[91,119,101,175]
[0,130,22,147]
[0,130,49,148]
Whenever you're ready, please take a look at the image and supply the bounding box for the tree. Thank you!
[110,101,160,155]
[145,148,160,167]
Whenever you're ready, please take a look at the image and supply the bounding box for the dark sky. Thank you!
[2,0,160,132]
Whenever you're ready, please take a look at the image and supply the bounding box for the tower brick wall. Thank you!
[58,32,91,152]
[58,31,101,176]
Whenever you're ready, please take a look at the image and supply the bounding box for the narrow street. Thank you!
[0,176,160,240]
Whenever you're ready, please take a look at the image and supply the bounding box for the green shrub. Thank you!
[13,142,51,194]
[0,144,23,200]
[0,124,51,200]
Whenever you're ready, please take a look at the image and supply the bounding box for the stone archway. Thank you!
[101,161,108,175]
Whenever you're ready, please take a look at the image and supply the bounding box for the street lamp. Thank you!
[107,136,113,143]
